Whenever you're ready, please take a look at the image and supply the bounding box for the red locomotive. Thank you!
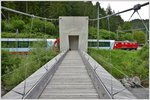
[113,41,138,50]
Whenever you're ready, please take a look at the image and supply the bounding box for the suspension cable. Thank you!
[1,11,7,19]
[89,2,149,21]
[136,11,149,33]
[1,6,58,21]
[107,17,114,98]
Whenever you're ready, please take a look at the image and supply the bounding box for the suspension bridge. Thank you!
[1,2,149,99]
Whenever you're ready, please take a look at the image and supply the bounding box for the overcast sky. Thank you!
[92,1,149,21]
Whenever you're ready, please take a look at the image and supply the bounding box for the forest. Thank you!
[1,1,149,44]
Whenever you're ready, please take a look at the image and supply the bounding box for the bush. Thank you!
[32,19,45,33]
[133,31,146,44]
[89,27,97,39]
[2,21,14,32]
[45,21,57,35]
[123,33,133,41]
[2,19,25,33]
[89,27,116,40]
[100,29,116,40]
[28,19,57,35]
[2,18,57,37]
[11,19,25,32]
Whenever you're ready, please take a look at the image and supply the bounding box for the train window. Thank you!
[88,42,97,47]
[2,41,18,48]
[99,42,110,47]
[8,41,17,48]
[18,41,29,48]
[92,42,97,47]
[1,41,9,48]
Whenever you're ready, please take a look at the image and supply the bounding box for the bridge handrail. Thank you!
[79,50,112,99]
[79,50,136,99]
[2,50,68,99]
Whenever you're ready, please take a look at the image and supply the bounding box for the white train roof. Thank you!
[1,38,115,42]
[88,39,115,42]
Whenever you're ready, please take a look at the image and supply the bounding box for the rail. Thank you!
[79,50,112,99]
[23,50,68,99]
[79,50,136,99]
[2,50,68,99]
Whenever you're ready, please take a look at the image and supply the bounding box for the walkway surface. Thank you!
[39,50,99,99]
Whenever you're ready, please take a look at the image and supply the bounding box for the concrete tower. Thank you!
[59,16,88,52]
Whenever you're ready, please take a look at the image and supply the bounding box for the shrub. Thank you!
[123,33,133,41]
[89,27,116,40]
[89,27,97,39]
[2,21,14,32]
[32,19,45,33]
[100,29,116,40]
[45,21,57,35]
[11,19,25,32]
[29,19,57,35]
[133,31,146,44]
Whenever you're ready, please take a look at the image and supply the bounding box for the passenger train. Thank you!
[88,39,138,50]
[1,38,56,54]
[1,38,138,54]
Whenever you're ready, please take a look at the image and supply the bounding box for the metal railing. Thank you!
[79,50,112,99]
[23,50,68,99]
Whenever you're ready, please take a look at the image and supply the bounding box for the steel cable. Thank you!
[1,6,58,21]
[107,17,114,98]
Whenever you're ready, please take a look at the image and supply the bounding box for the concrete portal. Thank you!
[69,35,79,50]
[59,16,88,52]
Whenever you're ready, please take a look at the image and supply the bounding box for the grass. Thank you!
[1,41,58,92]
[88,46,149,86]
[1,32,57,38]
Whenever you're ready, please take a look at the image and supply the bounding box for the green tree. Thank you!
[122,22,132,30]
[106,4,112,15]
[89,27,97,39]
[123,33,133,41]
[133,31,146,44]
[11,19,25,32]
[109,15,124,32]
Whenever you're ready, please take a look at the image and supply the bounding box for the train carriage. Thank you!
[1,38,138,54]
[1,38,56,54]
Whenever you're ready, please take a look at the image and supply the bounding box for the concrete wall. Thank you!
[59,16,88,52]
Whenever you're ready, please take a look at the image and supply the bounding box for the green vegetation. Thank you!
[1,1,140,33]
[1,32,57,38]
[88,45,149,86]
[1,41,58,91]
[89,27,146,44]
[2,1,148,42]
[1,17,58,38]
[133,31,146,44]
[1,1,149,90]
